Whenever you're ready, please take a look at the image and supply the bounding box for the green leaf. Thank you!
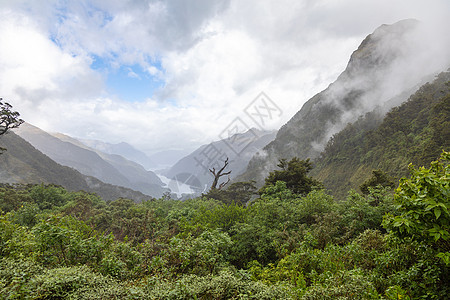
[434,208,441,219]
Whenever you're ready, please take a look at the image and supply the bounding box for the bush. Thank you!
[0,257,43,299]
[383,151,450,261]
[144,270,295,299]
[27,265,144,299]
[302,269,379,299]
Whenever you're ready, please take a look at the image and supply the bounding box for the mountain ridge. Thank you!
[238,19,450,185]
[14,123,167,198]
[78,139,157,170]
[0,132,151,202]
[311,70,450,199]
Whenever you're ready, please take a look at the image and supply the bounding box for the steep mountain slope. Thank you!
[239,19,450,185]
[0,132,151,202]
[164,128,276,194]
[52,133,166,196]
[15,123,167,198]
[311,70,450,199]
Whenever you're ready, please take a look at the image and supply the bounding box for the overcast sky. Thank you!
[1,0,449,154]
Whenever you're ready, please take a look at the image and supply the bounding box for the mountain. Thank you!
[149,149,193,170]
[52,133,166,197]
[164,128,276,196]
[78,139,157,170]
[0,132,151,202]
[311,70,450,199]
[239,19,450,185]
[14,123,167,198]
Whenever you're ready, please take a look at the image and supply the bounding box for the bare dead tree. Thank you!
[209,157,231,191]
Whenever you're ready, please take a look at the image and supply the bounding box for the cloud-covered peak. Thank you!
[1,0,449,154]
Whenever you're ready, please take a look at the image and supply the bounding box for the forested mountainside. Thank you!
[0,132,151,202]
[311,70,450,199]
[239,19,448,185]
[15,123,167,198]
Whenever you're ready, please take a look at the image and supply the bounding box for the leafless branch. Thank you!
[209,157,232,190]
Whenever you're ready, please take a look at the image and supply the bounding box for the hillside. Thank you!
[15,123,167,198]
[52,132,166,197]
[78,139,157,170]
[311,70,450,199]
[0,132,151,202]
[239,19,449,185]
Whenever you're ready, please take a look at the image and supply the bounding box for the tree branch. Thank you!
[209,157,232,191]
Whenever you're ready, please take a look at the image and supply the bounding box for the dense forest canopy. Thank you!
[0,151,448,299]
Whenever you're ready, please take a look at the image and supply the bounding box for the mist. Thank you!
[310,19,450,152]
[240,18,450,184]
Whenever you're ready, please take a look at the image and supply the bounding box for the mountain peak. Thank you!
[238,19,449,186]
[342,19,419,79]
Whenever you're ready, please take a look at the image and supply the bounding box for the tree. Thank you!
[205,180,257,205]
[209,157,231,191]
[260,157,323,195]
[0,98,24,152]
[383,151,450,264]
[359,169,396,195]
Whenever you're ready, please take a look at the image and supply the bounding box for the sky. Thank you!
[0,0,449,155]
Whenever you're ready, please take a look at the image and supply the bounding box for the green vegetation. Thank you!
[205,180,257,205]
[313,71,450,199]
[1,153,448,299]
[359,170,396,195]
[260,157,323,195]
[0,98,24,153]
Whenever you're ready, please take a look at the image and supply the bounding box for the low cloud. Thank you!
[0,0,448,155]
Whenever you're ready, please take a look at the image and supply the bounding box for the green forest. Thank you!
[1,150,449,299]
[311,71,450,200]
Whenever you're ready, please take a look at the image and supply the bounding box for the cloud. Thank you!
[0,9,103,112]
[127,68,141,79]
[0,0,449,155]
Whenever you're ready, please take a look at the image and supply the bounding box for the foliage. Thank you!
[260,157,323,195]
[360,169,396,195]
[313,71,450,200]
[144,270,295,299]
[0,98,24,153]
[383,151,450,263]
[0,257,43,299]
[205,180,257,205]
[301,269,379,300]
[0,150,448,298]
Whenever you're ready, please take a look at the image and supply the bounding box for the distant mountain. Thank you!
[311,70,450,199]
[52,133,166,197]
[79,139,157,170]
[164,128,276,196]
[0,132,150,202]
[149,149,193,170]
[239,19,450,185]
[15,123,167,198]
